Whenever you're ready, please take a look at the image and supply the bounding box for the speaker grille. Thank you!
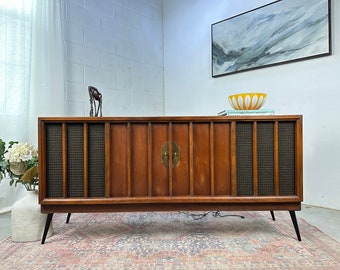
[278,122,295,195]
[46,124,63,197]
[236,122,253,195]
[67,124,84,197]
[257,122,275,195]
[88,124,105,197]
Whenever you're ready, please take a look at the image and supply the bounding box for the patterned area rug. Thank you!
[1,211,339,269]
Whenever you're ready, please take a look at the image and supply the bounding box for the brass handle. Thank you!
[161,141,180,168]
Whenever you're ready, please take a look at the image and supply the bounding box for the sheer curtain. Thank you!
[0,0,65,213]
[27,0,65,145]
[0,0,32,143]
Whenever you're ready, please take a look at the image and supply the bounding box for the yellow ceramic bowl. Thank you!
[228,93,267,110]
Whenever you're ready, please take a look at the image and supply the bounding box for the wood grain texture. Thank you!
[38,115,303,213]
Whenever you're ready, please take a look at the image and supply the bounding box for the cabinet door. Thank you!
[110,122,170,197]
[109,121,232,197]
[172,122,231,196]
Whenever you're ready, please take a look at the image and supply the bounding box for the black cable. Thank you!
[212,211,245,219]
[180,211,210,220]
[180,211,245,220]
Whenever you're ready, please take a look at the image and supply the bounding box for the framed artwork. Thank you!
[211,0,332,77]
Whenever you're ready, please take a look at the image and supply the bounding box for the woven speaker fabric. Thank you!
[278,122,295,195]
[46,124,63,197]
[236,122,254,195]
[88,124,105,197]
[257,122,275,195]
[67,124,85,197]
[45,123,106,198]
[236,121,296,196]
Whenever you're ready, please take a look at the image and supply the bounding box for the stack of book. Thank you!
[217,109,275,116]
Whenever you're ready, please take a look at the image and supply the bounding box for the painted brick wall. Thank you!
[62,0,164,116]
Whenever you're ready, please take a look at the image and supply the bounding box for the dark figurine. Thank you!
[88,86,102,117]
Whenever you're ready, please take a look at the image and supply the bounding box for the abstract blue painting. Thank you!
[211,0,331,77]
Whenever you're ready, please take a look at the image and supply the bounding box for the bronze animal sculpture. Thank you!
[88,86,102,117]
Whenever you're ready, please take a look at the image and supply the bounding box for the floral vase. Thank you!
[11,190,53,242]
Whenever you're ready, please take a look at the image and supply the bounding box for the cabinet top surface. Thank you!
[38,115,302,122]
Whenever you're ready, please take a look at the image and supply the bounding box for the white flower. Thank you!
[4,142,38,163]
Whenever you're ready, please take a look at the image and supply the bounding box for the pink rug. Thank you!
[1,211,339,269]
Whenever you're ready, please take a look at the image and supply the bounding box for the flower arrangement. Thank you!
[0,139,38,191]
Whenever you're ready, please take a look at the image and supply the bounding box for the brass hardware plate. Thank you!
[161,141,180,168]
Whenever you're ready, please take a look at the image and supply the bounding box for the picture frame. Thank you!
[211,0,332,77]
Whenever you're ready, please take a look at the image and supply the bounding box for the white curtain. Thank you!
[0,0,32,143]
[27,0,65,145]
[0,0,65,213]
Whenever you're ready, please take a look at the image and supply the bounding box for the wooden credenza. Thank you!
[38,115,303,243]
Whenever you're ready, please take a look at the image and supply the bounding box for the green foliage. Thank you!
[0,139,7,180]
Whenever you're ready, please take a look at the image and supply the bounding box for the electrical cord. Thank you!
[180,211,245,220]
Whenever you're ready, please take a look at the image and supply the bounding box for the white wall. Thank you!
[163,0,340,210]
[61,0,340,210]
[62,0,164,116]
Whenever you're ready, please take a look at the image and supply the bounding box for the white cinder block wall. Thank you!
[62,0,164,116]
[60,0,339,210]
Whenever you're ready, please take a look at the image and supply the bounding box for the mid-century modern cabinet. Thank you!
[38,115,303,243]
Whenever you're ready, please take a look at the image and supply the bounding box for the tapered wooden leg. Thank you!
[289,211,301,241]
[66,213,71,224]
[270,211,275,221]
[41,213,53,244]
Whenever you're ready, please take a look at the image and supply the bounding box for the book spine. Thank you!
[217,109,275,116]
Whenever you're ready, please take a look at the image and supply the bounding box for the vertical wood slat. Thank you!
[83,123,89,197]
[230,121,237,196]
[62,123,67,198]
[147,122,152,196]
[274,121,279,195]
[38,121,47,201]
[213,123,231,195]
[295,118,303,198]
[105,123,111,197]
[210,122,215,195]
[253,122,258,196]
[189,122,194,195]
[171,123,190,196]
[127,122,131,196]
[168,122,173,196]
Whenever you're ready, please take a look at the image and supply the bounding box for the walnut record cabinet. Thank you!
[38,115,303,243]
